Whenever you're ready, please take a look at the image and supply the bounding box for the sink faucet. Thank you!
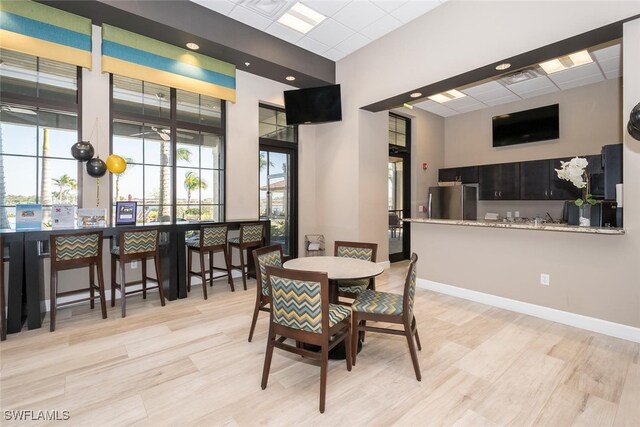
[545,212,554,223]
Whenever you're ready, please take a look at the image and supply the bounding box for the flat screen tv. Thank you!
[284,84,342,125]
[492,104,559,147]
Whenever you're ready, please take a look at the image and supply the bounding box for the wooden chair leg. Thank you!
[239,247,247,291]
[404,320,421,381]
[412,316,422,351]
[50,270,57,332]
[97,260,107,319]
[208,250,214,287]
[89,263,95,309]
[344,323,353,372]
[120,261,127,318]
[223,247,234,292]
[187,248,192,292]
[261,326,275,390]
[154,255,166,306]
[248,298,261,342]
[110,256,116,307]
[200,251,208,300]
[142,259,147,299]
[319,346,328,413]
[352,313,360,366]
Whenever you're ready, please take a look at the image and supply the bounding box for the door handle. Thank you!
[545,190,548,197]
[494,191,498,197]
[499,191,502,198]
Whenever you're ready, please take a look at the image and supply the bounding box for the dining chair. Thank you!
[228,222,265,291]
[248,244,283,342]
[261,265,352,413]
[111,228,165,317]
[351,253,421,381]
[334,241,378,302]
[187,224,234,299]
[49,231,107,332]
[0,236,6,341]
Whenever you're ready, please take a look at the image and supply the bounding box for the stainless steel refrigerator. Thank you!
[427,185,478,220]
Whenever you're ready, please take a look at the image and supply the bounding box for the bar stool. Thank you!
[228,222,265,291]
[1,236,6,341]
[186,224,234,299]
[111,228,165,317]
[49,231,107,332]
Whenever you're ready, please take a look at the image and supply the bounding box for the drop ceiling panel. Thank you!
[390,0,441,23]
[547,62,602,85]
[297,36,331,55]
[553,73,605,91]
[461,80,505,96]
[506,76,558,97]
[483,93,521,106]
[360,14,404,40]
[335,33,371,53]
[412,99,457,116]
[301,0,350,17]
[443,96,484,111]
[229,5,272,30]
[190,0,235,15]
[592,44,621,60]
[597,57,621,74]
[332,1,387,31]
[323,48,347,61]
[265,22,305,44]
[306,18,355,47]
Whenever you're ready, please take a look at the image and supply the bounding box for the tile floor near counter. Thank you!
[0,262,638,426]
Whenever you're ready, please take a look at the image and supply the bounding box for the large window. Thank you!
[111,75,225,223]
[0,49,80,228]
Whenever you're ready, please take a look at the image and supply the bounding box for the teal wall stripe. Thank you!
[103,40,236,89]
[0,11,91,51]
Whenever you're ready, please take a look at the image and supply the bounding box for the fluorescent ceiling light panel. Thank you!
[278,2,326,34]
[539,50,593,74]
[428,89,467,103]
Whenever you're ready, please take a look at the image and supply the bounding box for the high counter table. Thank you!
[2,219,269,333]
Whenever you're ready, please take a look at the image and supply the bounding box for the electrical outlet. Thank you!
[131,261,138,269]
[540,273,550,286]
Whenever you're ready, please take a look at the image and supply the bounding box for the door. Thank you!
[259,148,296,258]
[388,154,409,262]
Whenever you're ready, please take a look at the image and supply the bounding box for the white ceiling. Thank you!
[190,0,447,61]
[412,43,622,117]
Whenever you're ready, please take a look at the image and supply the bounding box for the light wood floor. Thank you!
[1,261,638,426]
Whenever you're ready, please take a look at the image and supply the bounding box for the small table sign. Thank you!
[52,204,76,229]
[15,204,43,230]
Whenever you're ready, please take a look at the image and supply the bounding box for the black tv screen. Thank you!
[284,84,342,125]
[492,104,559,147]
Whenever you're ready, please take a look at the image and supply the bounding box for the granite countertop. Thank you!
[404,218,625,235]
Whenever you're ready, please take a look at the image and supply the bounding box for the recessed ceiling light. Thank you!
[403,103,414,110]
[245,62,250,67]
[539,49,593,74]
[495,63,511,71]
[285,76,296,81]
[186,42,199,50]
[410,92,422,98]
[278,2,326,34]
[428,89,466,104]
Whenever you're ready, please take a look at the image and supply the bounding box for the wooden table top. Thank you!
[283,256,384,280]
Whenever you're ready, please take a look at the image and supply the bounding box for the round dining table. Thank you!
[283,256,384,303]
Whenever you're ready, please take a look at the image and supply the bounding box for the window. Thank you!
[111,75,225,223]
[0,49,80,228]
[389,114,407,147]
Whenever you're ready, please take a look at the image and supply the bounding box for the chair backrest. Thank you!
[200,224,228,248]
[334,241,377,262]
[50,231,103,268]
[253,244,283,297]
[403,253,419,317]
[118,228,159,260]
[265,265,329,334]
[240,223,265,245]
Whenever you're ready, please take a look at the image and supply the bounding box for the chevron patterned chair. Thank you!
[0,236,6,341]
[334,241,378,302]
[49,231,107,332]
[111,228,165,317]
[228,222,265,291]
[187,224,234,299]
[247,244,283,342]
[351,253,422,381]
[261,265,352,413]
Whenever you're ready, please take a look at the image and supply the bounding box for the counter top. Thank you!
[404,218,625,235]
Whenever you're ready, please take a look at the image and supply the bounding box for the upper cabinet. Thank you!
[520,160,550,200]
[549,157,582,200]
[479,163,520,200]
[438,166,478,183]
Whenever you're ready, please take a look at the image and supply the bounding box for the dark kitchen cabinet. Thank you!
[586,154,604,199]
[479,163,520,200]
[438,166,478,183]
[549,157,581,200]
[602,143,623,200]
[520,160,550,199]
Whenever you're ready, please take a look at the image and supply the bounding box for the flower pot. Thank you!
[579,204,591,227]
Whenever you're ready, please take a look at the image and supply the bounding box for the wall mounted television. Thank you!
[284,84,342,125]
[492,104,559,147]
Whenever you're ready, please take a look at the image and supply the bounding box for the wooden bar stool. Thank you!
[228,222,265,291]
[111,228,165,317]
[186,224,234,300]
[49,231,107,332]
[0,236,6,341]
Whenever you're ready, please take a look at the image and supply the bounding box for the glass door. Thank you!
[388,156,405,261]
[388,113,410,262]
[259,148,296,257]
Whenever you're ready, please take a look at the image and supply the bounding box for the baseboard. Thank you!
[417,278,640,343]
[378,260,391,270]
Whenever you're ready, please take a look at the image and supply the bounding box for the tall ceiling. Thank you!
[191,0,448,61]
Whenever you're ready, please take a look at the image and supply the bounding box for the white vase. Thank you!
[579,204,591,227]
